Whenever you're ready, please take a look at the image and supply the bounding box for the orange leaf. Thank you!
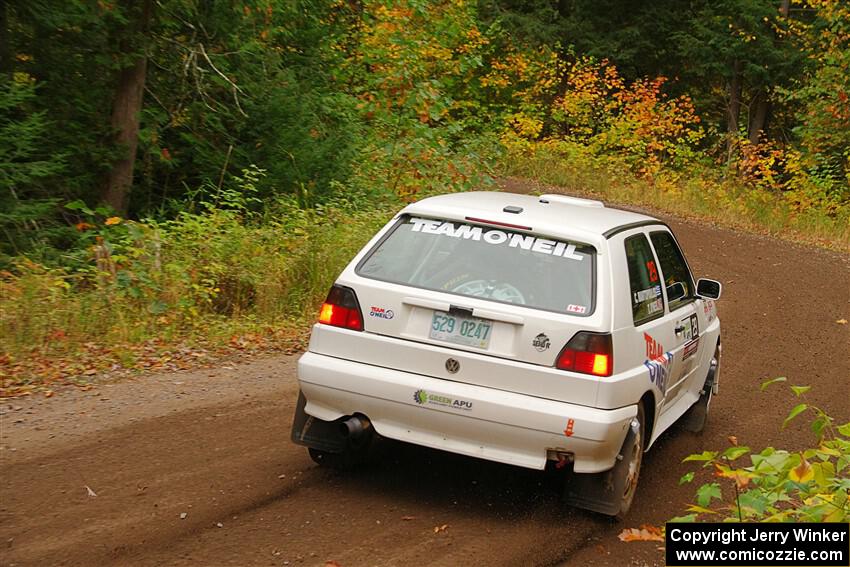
[105,216,122,226]
[618,527,664,542]
[789,454,814,483]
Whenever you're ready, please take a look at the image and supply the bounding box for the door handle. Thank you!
[674,324,686,335]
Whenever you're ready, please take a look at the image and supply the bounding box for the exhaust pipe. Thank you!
[339,415,371,439]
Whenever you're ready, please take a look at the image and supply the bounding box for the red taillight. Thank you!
[317,285,363,331]
[556,332,613,377]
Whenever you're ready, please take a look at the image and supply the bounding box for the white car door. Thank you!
[647,229,701,410]
[623,232,678,413]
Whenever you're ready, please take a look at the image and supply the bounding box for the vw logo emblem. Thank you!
[445,358,460,374]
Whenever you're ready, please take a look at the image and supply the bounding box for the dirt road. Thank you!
[2,184,849,567]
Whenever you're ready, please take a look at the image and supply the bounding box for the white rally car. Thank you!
[291,192,722,518]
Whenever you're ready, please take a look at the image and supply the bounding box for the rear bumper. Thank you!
[297,351,636,473]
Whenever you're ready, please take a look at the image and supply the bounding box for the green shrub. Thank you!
[675,380,849,523]
[0,175,398,392]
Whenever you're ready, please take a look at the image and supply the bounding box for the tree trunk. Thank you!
[101,0,152,215]
[748,91,770,145]
[0,2,12,78]
[726,59,743,160]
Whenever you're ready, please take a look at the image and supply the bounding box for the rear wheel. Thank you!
[615,402,645,521]
[562,402,646,520]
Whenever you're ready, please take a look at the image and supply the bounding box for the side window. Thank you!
[625,234,665,325]
[649,231,695,311]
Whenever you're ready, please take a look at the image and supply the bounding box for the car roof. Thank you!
[401,191,663,244]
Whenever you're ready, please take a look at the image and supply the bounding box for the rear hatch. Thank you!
[312,215,610,405]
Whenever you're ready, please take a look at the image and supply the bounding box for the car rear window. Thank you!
[356,216,595,314]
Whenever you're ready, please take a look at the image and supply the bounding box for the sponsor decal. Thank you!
[564,418,575,437]
[645,352,673,394]
[644,332,672,393]
[683,337,700,360]
[646,298,664,314]
[532,333,551,352]
[566,304,587,314]
[413,389,473,411]
[369,306,394,319]
[703,299,717,323]
[409,218,586,261]
[633,285,662,304]
[644,332,665,360]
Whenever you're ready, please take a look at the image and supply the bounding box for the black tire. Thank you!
[562,402,646,519]
[614,402,645,521]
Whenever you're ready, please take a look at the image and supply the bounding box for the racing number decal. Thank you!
[681,314,701,360]
[646,260,659,282]
[679,313,699,341]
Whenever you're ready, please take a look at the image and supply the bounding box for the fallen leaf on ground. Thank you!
[837,319,848,325]
[85,485,97,497]
[180,512,188,519]
[433,524,448,533]
[727,435,738,446]
[44,390,54,398]
[618,527,664,542]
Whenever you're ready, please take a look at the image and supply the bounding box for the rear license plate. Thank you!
[429,311,492,349]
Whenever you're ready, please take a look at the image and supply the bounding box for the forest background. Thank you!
[1,0,848,391]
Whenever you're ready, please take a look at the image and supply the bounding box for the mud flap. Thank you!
[682,357,717,433]
[290,391,348,453]
[563,419,640,516]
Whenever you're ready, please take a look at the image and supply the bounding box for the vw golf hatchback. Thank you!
[291,191,722,518]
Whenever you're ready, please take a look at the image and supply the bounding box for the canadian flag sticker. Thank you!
[566,304,587,314]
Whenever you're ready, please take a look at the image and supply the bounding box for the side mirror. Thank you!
[696,278,722,300]
[667,282,686,302]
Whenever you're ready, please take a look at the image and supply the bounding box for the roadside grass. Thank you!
[502,146,850,252]
[0,201,396,397]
